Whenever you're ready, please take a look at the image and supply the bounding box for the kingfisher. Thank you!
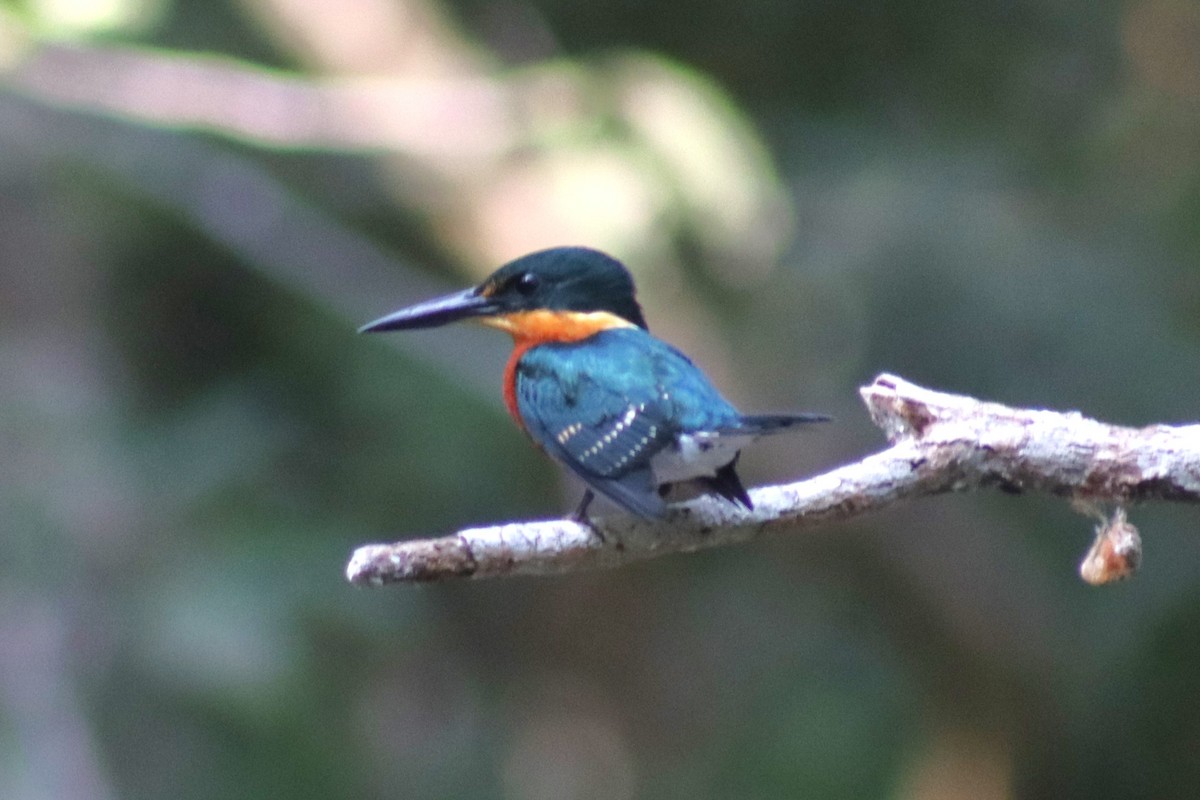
[360,247,828,519]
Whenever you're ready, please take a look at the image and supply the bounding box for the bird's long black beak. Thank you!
[358,287,500,333]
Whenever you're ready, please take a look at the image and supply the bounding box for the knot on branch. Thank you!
[860,374,944,441]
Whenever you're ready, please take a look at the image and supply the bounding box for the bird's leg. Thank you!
[570,489,607,543]
[571,488,596,522]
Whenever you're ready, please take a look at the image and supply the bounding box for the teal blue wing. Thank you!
[515,328,742,517]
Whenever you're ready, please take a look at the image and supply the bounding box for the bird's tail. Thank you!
[698,414,830,510]
[724,413,831,435]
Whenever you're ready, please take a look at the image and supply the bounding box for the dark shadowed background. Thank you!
[3,0,1200,797]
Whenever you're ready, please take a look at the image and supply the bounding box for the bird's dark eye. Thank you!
[516,272,540,295]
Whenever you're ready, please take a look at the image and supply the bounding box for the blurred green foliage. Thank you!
[3,0,1200,798]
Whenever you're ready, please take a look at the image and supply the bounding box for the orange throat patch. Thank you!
[480,310,636,429]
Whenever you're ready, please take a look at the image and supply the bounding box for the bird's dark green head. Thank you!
[478,247,648,329]
[360,247,649,334]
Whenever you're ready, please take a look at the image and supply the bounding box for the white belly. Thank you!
[649,432,755,484]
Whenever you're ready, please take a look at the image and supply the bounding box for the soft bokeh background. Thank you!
[3,0,1200,797]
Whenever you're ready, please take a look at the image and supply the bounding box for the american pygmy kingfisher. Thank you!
[360,247,829,519]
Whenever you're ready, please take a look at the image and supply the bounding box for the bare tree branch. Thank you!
[346,373,1200,585]
[4,41,516,163]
